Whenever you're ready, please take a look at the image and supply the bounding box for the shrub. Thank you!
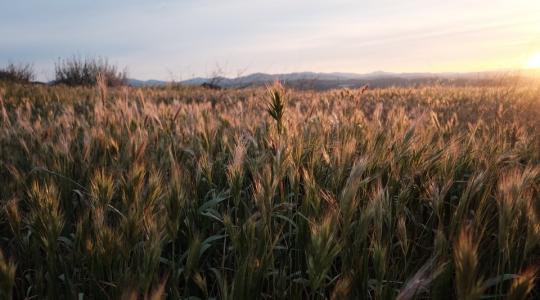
[0,63,34,83]
[54,56,127,87]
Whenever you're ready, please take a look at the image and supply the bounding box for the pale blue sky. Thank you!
[1,0,540,80]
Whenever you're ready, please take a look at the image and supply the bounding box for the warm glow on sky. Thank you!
[1,0,540,80]
[527,53,540,69]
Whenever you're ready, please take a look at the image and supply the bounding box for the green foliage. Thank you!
[266,82,286,134]
[0,82,540,298]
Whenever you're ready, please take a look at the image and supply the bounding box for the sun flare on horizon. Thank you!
[527,53,540,69]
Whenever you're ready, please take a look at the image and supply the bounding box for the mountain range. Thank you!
[128,70,533,90]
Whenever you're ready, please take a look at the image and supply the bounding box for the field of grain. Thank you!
[1,81,540,299]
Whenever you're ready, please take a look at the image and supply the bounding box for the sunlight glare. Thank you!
[527,53,540,69]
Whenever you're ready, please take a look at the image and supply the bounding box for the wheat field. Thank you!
[1,81,540,299]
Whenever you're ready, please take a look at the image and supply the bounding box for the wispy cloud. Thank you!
[1,0,539,80]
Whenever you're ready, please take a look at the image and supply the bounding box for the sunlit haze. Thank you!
[1,0,540,81]
[527,53,540,69]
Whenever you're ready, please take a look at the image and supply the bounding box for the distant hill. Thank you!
[127,70,530,90]
[127,79,169,87]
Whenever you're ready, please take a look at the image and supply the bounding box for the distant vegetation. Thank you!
[179,71,535,90]
[3,57,537,90]
[0,63,34,83]
[54,56,127,87]
[1,80,540,299]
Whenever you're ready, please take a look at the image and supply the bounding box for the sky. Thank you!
[1,0,540,81]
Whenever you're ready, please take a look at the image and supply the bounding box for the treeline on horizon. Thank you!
[0,56,127,87]
[0,56,535,90]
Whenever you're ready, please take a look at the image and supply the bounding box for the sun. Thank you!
[527,53,540,69]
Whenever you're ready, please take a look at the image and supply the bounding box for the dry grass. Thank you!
[1,80,540,299]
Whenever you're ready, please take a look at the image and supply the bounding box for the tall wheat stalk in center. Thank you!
[266,82,286,134]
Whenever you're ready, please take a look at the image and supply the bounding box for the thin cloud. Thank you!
[1,0,539,80]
